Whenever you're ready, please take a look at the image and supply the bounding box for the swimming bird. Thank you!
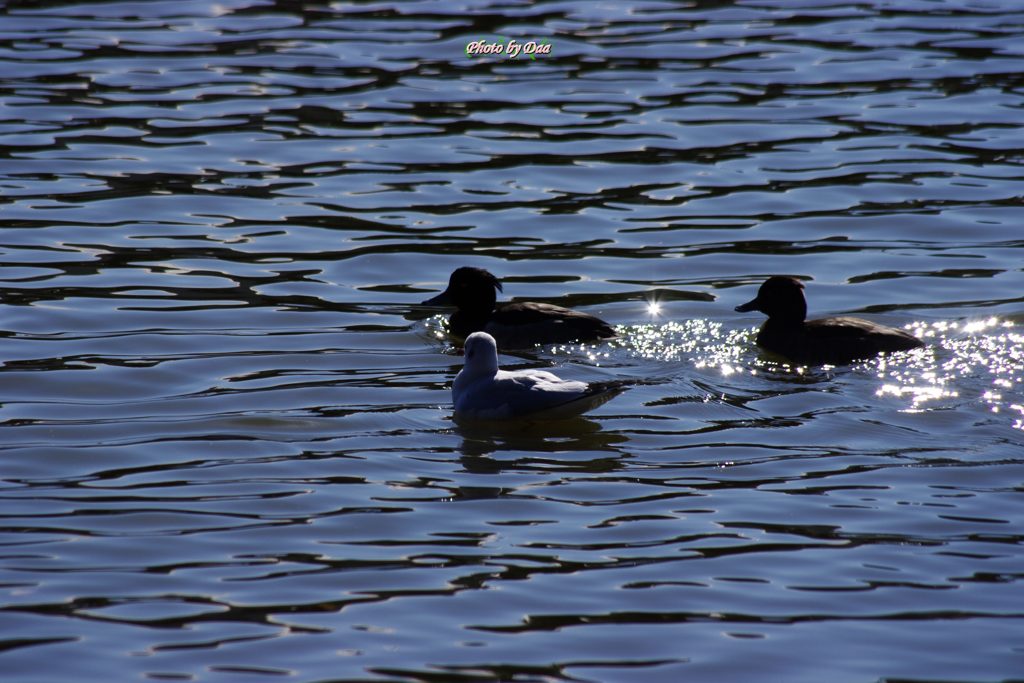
[734,276,924,365]
[452,332,622,420]
[422,266,616,348]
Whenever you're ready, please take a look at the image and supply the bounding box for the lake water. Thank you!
[2,1,1023,681]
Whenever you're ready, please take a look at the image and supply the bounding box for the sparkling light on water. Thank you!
[869,318,1023,425]
[548,317,1023,429]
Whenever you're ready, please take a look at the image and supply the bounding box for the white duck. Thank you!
[452,332,622,420]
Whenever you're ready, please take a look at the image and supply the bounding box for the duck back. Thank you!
[757,316,924,365]
[486,301,616,348]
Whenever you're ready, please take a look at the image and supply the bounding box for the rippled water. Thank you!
[2,1,1024,681]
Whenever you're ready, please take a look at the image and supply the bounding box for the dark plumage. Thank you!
[422,267,617,349]
[734,276,924,365]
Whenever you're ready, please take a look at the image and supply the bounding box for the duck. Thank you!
[452,332,623,420]
[422,266,616,349]
[734,276,924,365]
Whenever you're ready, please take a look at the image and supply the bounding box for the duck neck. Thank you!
[452,283,497,315]
[771,300,806,325]
[761,315,805,334]
[450,310,490,336]
[455,355,497,393]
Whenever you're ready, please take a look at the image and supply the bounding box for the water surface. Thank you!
[2,1,1023,682]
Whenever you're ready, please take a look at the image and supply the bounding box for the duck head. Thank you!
[735,276,808,323]
[462,331,500,376]
[422,267,502,313]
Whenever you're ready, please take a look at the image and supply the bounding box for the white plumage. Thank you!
[452,332,622,420]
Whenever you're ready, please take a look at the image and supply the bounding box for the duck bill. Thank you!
[421,289,453,306]
[734,296,761,313]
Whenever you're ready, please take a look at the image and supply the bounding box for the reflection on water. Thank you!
[2,0,1024,682]
[601,316,1024,426]
[878,317,1024,422]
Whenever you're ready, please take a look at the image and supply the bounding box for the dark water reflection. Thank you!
[2,1,1024,682]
